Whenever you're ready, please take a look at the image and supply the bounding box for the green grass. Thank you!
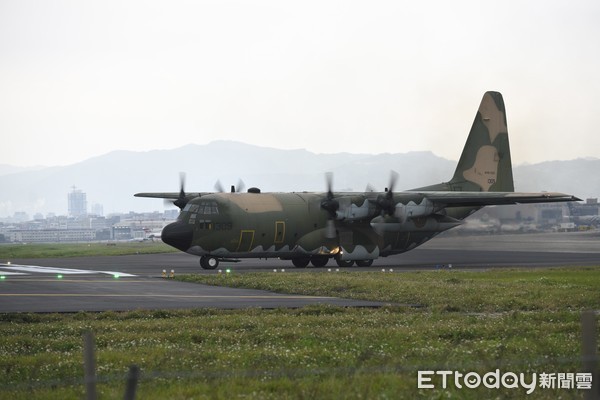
[177,267,600,313]
[0,242,177,259]
[1,267,599,399]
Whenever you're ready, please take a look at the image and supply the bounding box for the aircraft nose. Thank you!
[161,221,193,252]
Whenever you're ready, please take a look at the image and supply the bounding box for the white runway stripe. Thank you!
[0,264,136,277]
[0,270,28,275]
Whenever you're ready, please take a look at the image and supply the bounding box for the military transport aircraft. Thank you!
[136,91,580,269]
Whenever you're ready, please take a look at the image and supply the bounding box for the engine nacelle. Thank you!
[394,199,435,221]
[335,196,375,221]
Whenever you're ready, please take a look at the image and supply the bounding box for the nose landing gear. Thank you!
[200,256,219,270]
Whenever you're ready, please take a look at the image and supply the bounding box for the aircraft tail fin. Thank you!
[448,91,514,192]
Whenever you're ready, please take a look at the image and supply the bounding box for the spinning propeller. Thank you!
[320,172,339,239]
[171,172,189,209]
[214,179,246,193]
[370,171,399,217]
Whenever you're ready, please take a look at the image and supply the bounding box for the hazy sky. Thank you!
[1,0,599,167]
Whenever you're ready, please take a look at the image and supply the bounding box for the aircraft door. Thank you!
[237,230,255,252]
[274,221,285,244]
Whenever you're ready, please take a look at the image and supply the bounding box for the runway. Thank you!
[1,232,599,313]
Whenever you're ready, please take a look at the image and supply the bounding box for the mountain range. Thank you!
[0,141,598,218]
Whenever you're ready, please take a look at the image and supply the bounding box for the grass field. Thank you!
[0,241,177,259]
[1,267,599,399]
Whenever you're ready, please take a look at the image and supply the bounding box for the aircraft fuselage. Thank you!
[163,191,466,263]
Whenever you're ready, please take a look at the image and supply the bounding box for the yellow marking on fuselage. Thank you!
[274,221,286,244]
[237,230,255,252]
[226,193,284,213]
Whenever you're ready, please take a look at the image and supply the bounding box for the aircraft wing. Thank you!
[419,192,581,207]
[134,192,204,199]
[135,192,180,199]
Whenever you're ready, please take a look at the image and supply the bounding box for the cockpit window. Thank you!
[198,201,219,215]
[182,201,218,222]
[182,204,199,213]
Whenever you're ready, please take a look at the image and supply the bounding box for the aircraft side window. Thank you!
[198,219,212,229]
[183,204,193,212]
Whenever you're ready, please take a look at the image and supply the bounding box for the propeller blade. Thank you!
[321,172,339,238]
[179,172,186,196]
[173,172,188,209]
[214,180,225,193]
[388,170,398,194]
[325,171,334,197]
[325,219,336,239]
[321,172,339,217]
[164,198,177,208]
[236,179,246,193]
[371,170,400,216]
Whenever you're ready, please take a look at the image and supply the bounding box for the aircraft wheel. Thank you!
[355,259,374,267]
[291,258,310,268]
[310,256,329,268]
[200,256,219,270]
[335,258,354,267]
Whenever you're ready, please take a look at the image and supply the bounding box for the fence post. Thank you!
[581,311,598,400]
[123,365,140,400]
[83,331,97,400]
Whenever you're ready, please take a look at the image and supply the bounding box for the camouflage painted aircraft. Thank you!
[136,91,580,269]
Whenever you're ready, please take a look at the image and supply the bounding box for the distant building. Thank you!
[8,229,95,243]
[164,209,179,220]
[13,211,29,222]
[68,186,87,217]
[91,203,104,216]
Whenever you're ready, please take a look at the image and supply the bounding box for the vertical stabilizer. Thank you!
[449,91,514,192]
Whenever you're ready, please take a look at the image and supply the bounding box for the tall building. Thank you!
[91,203,104,216]
[68,186,87,217]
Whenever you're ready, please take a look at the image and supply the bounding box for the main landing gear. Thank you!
[332,258,372,267]
[200,256,219,270]
[290,257,375,268]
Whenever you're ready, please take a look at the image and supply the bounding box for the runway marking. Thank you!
[0,294,334,299]
[0,279,162,283]
[0,264,136,277]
